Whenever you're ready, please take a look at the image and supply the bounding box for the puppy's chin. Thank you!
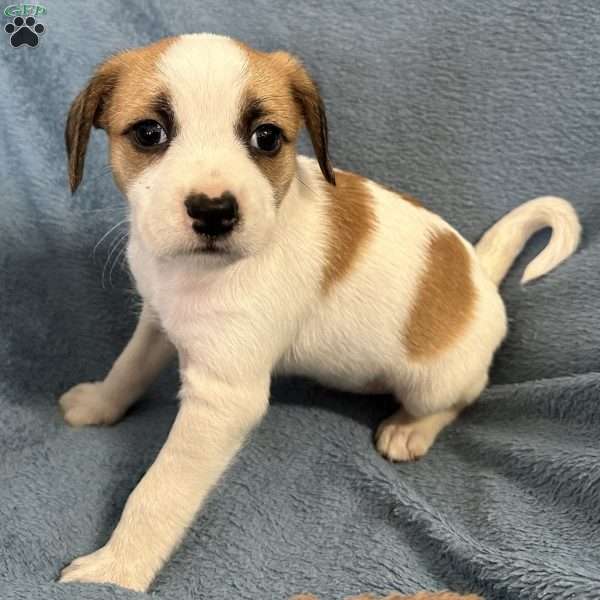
[142,236,247,267]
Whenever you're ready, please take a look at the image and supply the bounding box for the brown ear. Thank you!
[284,55,335,185]
[65,62,118,193]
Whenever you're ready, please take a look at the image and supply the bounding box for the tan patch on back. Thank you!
[321,171,376,294]
[404,229,476,360]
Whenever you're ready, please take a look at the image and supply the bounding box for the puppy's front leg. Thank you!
[59,304,175,426]
[59,368,270,591]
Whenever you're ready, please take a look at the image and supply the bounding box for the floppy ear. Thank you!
[283,55,335,185]
[65,62,118,193]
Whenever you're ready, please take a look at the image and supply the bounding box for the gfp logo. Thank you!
[3,4,46,47]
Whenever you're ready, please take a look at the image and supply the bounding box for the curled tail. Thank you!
[475,196,581,286]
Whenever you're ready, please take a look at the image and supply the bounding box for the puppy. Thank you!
[59,33,581,591]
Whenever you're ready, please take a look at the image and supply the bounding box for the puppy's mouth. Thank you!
[166,237,239,260]
[191,239,232,256]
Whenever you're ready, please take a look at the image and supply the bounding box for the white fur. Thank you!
[58,34,582,591]
[475,196,582,285]
[128,35,277,261]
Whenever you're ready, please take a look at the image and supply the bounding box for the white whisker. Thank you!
[102,231,129,288]
[109,239,129,287]
[93,218,129,261]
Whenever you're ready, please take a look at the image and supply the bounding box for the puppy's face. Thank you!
[66,34,334,260]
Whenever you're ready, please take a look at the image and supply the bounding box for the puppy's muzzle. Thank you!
[185,192,239,237]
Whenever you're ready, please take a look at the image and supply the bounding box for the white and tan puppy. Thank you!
[59,33,581,591]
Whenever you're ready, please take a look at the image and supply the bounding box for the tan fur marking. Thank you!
[65,38,176,193]
[237,41,334,198]
[102,38,176,191]
[322,171,376,294]
[404,229,476,360]
[237,44,303,202]
[101,37,175,132]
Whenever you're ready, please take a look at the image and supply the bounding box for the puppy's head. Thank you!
[66,34,334,260]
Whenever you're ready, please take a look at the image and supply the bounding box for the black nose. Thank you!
[184,192,239,237]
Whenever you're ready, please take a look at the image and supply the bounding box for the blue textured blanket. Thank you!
[1,1,599,599]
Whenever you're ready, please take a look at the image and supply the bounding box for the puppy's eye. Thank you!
[250,124,282,155]
[131,120,168,148]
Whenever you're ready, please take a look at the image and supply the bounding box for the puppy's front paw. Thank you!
[59,382,124,427]
[59,545,151,592]
[375,417,433,462]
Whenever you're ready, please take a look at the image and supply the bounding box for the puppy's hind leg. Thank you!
[59,303,175,427]
[375,372,488,462]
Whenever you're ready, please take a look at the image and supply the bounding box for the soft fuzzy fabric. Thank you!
[292,593,482,600]
[1,1,599,599]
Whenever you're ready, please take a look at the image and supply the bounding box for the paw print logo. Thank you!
[4,16,45,47]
